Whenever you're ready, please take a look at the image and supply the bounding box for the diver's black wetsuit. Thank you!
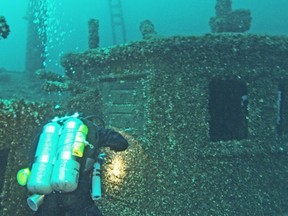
[34,120,129,216]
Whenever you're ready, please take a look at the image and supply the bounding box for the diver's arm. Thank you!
[97,128,129,151]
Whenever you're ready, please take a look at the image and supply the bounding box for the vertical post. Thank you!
[25,0,47,79]
[139,19,157,40]
[88,19,100,49]
[215,0,232,17]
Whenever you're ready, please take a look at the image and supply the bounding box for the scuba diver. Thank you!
[0,16,10,39]
[17,113,129,216]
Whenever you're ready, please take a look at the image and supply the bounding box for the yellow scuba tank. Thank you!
[50,117,88,192]
[27,121,61,194]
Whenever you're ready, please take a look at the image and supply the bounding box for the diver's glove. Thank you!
[84,153,106,172]
[98,128,129,151]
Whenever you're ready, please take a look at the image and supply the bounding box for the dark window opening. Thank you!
[277,83,288,136]
[0,148,9,208]
[209,80,248,142]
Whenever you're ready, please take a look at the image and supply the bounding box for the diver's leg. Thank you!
[34,193,65,216]
[84,204,104,216]
[67,204,103,216]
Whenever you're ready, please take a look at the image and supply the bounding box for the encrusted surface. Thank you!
[0,99,56,216]
[61,34,288,80]
[60,34,288,215]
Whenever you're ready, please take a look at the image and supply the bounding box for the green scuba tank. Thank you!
[50,117,88,192]
[27,121,61,194]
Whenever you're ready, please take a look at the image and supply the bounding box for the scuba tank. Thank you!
[50,117,89,192]
[17,113,96,211]
[27,121,61,194]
